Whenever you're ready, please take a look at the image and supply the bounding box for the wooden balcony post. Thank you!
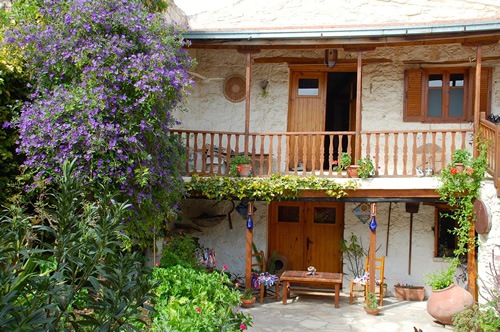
[368,203,377,295]
[355,51,363,161]
[245,201,254,289]
[473,45,482,158]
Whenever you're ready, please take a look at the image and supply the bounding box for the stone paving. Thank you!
[244,291,453,332]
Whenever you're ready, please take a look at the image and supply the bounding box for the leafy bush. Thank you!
[160,233,202,269]
[152,265,252,331]
[0,159,152,331]
[6,0,193,247]
[424,261,456,290]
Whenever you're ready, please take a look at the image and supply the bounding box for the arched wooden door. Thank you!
[268,201,344,273]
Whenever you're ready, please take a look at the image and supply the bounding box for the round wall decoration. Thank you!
[223,75,246,103]
[474,199,491,235]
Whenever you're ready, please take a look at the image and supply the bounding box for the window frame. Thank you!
[422,68,469,123]
[403,67,492,123]
[433,205,468,259]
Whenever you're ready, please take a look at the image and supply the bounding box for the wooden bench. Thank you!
[280,270,343,308]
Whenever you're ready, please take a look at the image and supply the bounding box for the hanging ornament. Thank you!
[246,214,253,229]
[369,213,377,231]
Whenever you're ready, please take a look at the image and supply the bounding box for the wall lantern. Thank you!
[324,49,338,68]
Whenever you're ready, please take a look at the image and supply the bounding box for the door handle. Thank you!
[307,237,313,250]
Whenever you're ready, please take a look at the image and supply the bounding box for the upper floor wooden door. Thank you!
[288,71,327,171]
[268,201,344,273]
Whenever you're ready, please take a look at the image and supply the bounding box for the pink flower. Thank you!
[195,307,201,313]
[332,160,338,165]
[466,167,474,176]
[450,167,458,175]
[235,282,240,287]
[223,265,228,271]
[155,261,160,266]
[240,323,247,330]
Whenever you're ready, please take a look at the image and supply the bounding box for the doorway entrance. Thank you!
[288,69,357,170]
[268,201,344,273]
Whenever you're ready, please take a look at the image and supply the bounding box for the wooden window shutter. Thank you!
[404,69,423,122]
[470,67,492,117]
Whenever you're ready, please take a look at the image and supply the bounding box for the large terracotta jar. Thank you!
[426,284,474,325]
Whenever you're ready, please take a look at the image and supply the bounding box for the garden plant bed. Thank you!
[394,285,425,301]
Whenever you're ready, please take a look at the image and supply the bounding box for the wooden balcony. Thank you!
[172,118,499,193]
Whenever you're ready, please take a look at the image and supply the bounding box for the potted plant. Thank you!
[424,261,474,325]
[229,155,252,177]
[451,149,471,172]
[364,291,380,315]
[240,288,256,308]
[357,157,375,178]
[333,152,352,174]
[394,283,426,301]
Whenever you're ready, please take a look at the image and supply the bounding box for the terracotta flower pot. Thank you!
[395,286,425,301]
[347,165,361,178]
[238,164,252,177]
[426,284,474,325]
[364,307,380,315]
[241,297,256,308]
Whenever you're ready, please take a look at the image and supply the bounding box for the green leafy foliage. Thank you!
[229,155,252,177]
[437,135,489,260]
[424,261,456,290]
[0,159,152,331]
[356,157,375,178]
[185,174,359,202]
[152,265,252,331]
[366,292,378,310]
[160,233,202,270]
[340,233,365,278]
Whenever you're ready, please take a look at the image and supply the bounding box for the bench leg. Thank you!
[335,283,340,308]
[282,281,289,305]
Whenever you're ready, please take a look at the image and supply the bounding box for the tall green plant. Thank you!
[0,159,153,330]
[152,265,252,331]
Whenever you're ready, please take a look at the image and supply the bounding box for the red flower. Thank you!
[450,167,458,175]
[237,166,242,172]
[195,307,202,313]
[240,324,247,330]
[223,265,228,271]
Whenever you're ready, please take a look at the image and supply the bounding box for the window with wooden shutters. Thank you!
[404,67,491,123]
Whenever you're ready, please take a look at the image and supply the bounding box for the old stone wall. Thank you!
[177,0,500,30]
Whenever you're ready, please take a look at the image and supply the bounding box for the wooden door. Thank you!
[288,71,327,170]
[268,201,344,273]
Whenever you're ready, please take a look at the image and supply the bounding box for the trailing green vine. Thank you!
[184,174,359,202]
[437,133,490,261]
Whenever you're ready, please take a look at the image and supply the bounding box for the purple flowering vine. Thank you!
[6,0,193,246]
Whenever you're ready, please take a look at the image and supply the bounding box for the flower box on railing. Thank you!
[394,285,425,301]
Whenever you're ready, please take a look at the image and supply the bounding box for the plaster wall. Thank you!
[175,43,500,133]
[178,198,468,296]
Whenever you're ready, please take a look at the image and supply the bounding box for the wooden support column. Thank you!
[469,45,482,300]
[473,45,482,158]
[244,52,252,152]
[368,203,377,295]
[245,201,254,289]
[355,51,363,161]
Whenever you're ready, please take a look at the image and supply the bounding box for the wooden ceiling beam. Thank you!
[252,57,392,64]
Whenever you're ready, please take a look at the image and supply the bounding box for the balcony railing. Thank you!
[171,128,478,178]
[479,113,500,191]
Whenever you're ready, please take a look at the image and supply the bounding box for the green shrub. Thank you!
[0,159,152,331]
[160,233,202,269]
[152,265,252,331]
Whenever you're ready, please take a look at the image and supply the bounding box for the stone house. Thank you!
[167,0,500,300]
